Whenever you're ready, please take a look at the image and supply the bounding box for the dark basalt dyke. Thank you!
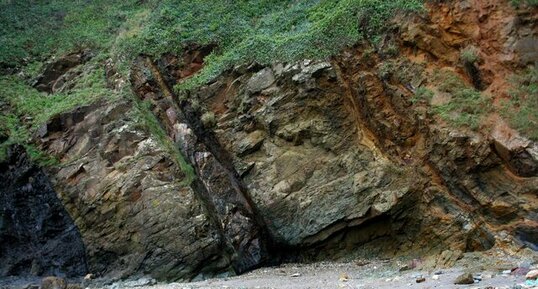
[0,145,87,277]
[130,55,272,275]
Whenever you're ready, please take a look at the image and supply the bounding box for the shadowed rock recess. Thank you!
[0,146,87,277]
[0,0,537,283]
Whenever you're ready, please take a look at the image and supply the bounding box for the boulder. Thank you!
[491,121,538,177]
[453,272,474,285]
[40,277,67,289]
[526,269,538,280]
[246,68,275,93]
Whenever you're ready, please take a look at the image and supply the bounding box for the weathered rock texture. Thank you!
[179,54,538,260]
[35,101,233,280]
[3,0,537,282]
[140,0,537,263]
[130,56,271,274]
[0,146,87,277]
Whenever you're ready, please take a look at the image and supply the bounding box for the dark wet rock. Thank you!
[0,146,87,278]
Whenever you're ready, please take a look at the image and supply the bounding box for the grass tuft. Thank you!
[430,71,490,130]
[502,66,538,140]
[460,46,479,64]
[0,66,110,130]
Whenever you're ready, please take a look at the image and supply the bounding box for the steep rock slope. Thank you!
[0,0,537,282]
[35,102,234,280]
[130,0,538,263]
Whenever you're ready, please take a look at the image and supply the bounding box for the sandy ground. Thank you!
[128,261,528,289]
[1,255,534,289]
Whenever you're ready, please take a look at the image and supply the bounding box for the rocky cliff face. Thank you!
[1,0,537,282]
[35,102,234,280]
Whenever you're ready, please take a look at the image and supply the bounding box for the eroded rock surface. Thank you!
[130,56,270,275]
[35,102,232,280]
[6,0,537,282]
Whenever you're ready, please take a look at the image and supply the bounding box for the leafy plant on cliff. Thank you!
[0,61,113,163]
[0,114,25,161]
[431,71,490,130]
[0,0,144,67]
[502,66,538,140]
[0,65,110,129]
[460,46,479,65]
[411,87,434,104]
[0,114,58,166]
[511,0,538,7]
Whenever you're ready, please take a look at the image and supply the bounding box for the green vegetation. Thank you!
[0,67,110,129]
[502,66,538,140]
[1,0,424,164]
[133,100,195,184]
[0,0,145,66]
[511,0,538,7]
[2,0,424,73]
[431,71,490,130]
[460,46,479,64]
[0,114,25,161]
[0,113,58,166]
[0,64,112,164]
[411,87,434,104]
[378,62,395,80]
[201,111,217,128]
[0,0,137,162]
[118,0,424,91]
